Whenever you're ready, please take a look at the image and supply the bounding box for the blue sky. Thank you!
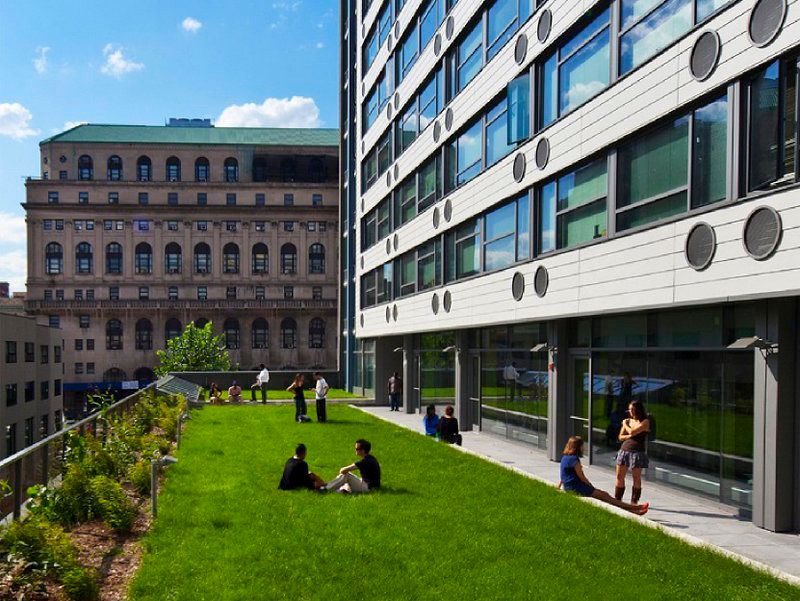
[0,0,340,290]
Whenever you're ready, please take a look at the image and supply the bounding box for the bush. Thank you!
[89,476,136,532]
[28,464,94,526]
[128,459,152,496]
[62,566,100,601]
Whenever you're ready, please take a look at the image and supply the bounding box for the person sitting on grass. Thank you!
[558,436,649,515]
[278,443,325,491]
[208,382,223,404]
[321,439,381,494]
[423,404,440,437]
[438,405,462,446]
[228,381,243,403]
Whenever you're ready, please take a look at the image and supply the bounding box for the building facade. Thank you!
[346,0,800,532]
[25,123,339,412]
[0,313,64,459]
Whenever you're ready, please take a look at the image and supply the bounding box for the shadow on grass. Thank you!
[373,487,416,496]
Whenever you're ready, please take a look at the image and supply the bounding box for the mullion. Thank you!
[559,20,609,65]
[795,58,800,183]
[615,185,688,214]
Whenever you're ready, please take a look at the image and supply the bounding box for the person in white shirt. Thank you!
[250,363,270,403]
[503,361,520,403]
[313,372,329,423]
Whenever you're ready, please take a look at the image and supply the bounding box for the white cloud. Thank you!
[62,120,88,131]
[0,214,26,244]
[100,44,144,78]
[216,96,321,128]
[315,42,324,49]
[0,248,26,292]
[0,103,40,140]
[33,46,50,74]
[182,17,202,33]
[272,1,301,10]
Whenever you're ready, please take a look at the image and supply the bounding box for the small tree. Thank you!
[155,322,231,376]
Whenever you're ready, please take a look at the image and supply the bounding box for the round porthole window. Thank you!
[685,222,716,271]
[748,0,787,47]
[689,30,721,81]
[512,272,525,301]
[534,266,549,298]
[743,206,782,260]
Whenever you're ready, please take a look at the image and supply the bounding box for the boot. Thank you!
[631,487,642,504]
[614,486,625,501]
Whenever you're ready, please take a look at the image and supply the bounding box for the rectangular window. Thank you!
[78,191,89,204]
[5,341,16,363]
[79,315,90,328]
[455,19,483,93]
[168,286,178,300]
[397,253,416,297]
[24,381,34,402]
[108,192,119,204]
[24,342,34,362]
[284,193,294,206]
[197,193,207,206]
[135,220,150,232]
[485,97,514,167]
[540,157,608,251]
[6,423,16,456]
[255,221,266,232]
[226,193,237,206]
[507,73,530,144]
[226,286,237,300]
[48,315,59,328]
[139,286,149,300]
[542,8,610,128]
[448,120,482,189]
[167,220,179,231]
[255,286,265,300]
[226,221,237,232]
[487,0,535,60]
[40,382,49,401]
[55,220,63,230]
[48,191,59,204]
[197,286,207,300]
[446,219,480,282]
[283,286,294,299]
[620,0,691,76]
[307,221,316,232]
[86,289,94,300]
[255,193,266,206]
[416,239,441,291]
[197,221,208,231]
[363,210,378,249]
[377,263,393,303]
[86,362,95,375]
[54,345,61,363]
[75,339,83,351]
[55,289,64,300]
[43,219,53,230]
[312,286,322,300]
[44,290,53,301]
[168,192,178,206]
[54,379,61,396]
[109,286,119,301]
[5,384,17,407]
[40,345,48,364]
[138,192,149,205]
[319,221,327,232]
[59,170,67,180]
[312,193,323,206]
[361,272,377,307]
[86,339,94,350]
[283,221,294,232]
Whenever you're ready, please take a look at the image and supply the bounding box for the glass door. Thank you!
[569,354,592,462]
[468,353,481,430]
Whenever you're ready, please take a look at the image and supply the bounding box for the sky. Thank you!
[0,0,340,291]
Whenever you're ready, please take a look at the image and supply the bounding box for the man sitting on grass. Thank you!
[278,444,325,491]
[228,381,243,403]
[321,439,381,494]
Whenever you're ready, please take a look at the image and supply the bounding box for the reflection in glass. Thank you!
[620,0,692,75]
[457,21,483,92]
[692,96,728,208]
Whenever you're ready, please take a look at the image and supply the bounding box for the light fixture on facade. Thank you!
[392,347,403,353]
[727,336,778,355]
[442,345,459,353]
[530,343,555,353]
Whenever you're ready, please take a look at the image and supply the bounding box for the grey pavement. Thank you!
[357,405,800,586]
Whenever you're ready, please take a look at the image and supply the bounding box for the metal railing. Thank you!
[0,383,158,521]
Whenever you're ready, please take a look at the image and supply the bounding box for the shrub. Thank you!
[62,566,100,601]
[89,476,136,532]
[128,459,152,496]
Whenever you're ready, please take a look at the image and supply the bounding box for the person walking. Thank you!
[388,372,402,411]
[287,373,309,422]
[313,372,329,423]
[615,400,651,504]
[559,436,648,515]
[250,363,270,403]
[503,361,520,403]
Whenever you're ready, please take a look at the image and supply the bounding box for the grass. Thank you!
[208,387,365,402]
[129,405,798,601]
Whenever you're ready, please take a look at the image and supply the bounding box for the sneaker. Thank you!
[637,502,650,516]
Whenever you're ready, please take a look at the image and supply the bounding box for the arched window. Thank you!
[252,243,269,274]
[134,367,155,382]
[195,157,210,182]
[309,243,325,274]
[252,157,267,182]
[135,318,153,350]
[280,158,296,182]
[281,318,297,349]
[45,242,63,275]
[165,318,182,344]
[105,242,123,274]
[224,318,240,349]
[223,243,240,274]
[107,155,123,180]
[135,242,152,274]
[280,243,297,274]
[136,155,152,181]
[78,155,93,180]
[75,242,92,274]
[194,242,211,274]
[165,242,182,274]
[309,318,325,348]
[224,157,239,182]
[106,319,123,350]
[309,157,325,182]
[103,368,127,382]
[166,156,181,181]
[194,317,209,329]
[251,318,269,349]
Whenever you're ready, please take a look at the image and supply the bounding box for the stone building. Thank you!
[25,121,338,411]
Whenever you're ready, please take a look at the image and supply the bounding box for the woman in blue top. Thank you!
[423,404,440,437]
[558,436,649,515]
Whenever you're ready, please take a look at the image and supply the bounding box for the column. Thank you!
[402,334,416,414]
[547,320,570,462]
[752,298,797,532]
[454,330,469,430]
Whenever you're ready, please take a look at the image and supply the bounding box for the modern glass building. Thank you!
[343,0,800,533]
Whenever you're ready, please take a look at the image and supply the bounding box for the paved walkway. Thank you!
[358,405,800,585]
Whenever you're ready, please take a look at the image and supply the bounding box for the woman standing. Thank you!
[559,436,648,515]
[287,373,308,422]
[615,400,651,503]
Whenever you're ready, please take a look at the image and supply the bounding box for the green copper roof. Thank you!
[40,124,339,147]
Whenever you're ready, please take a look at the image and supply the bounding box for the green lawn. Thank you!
[129,405,797,601]
[208,387,365,402]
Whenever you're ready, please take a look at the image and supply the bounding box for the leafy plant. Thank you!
[89,476,136,532]
[155,322,230,375]
[128,459,152,496]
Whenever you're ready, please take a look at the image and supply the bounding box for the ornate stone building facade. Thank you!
[25,122,338,410]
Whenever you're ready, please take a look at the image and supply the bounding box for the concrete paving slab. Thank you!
[357,405,800,586]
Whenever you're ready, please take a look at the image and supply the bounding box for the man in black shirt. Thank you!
[278,444,325,491]
[321,439,381,493]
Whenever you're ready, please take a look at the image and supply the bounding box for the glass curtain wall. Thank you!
[477,323,548,448]
[567,304,755,508]
[418,333,456,409]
